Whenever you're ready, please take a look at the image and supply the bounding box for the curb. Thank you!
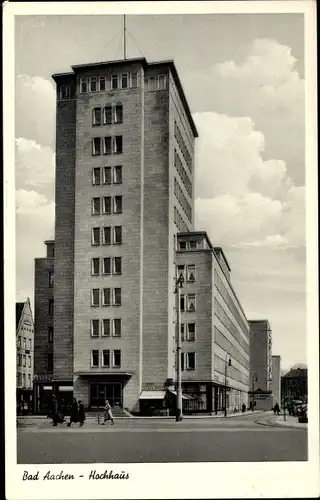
[254,417,307,430]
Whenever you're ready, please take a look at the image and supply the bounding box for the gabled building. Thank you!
[16,298,34,413]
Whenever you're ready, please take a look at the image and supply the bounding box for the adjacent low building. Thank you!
[16,298,34,413]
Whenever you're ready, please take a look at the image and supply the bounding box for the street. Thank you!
[17,412,307,463]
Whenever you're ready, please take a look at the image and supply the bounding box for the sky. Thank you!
[15,13,307,372]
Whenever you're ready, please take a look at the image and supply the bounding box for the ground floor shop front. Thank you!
[33,375,249,415]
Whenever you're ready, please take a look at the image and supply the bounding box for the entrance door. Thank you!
[90,382,122,408]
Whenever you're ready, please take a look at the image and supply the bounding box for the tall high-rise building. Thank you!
[248,319,272,410]
[272,355,281,406]
[48,58,197,412]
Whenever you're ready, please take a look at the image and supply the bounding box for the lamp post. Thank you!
[252,374,257,412]
[224,354,232,418]
[175,271,184,422]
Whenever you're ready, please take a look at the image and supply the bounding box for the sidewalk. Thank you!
[18,409,263,425]
[275,414,308,429]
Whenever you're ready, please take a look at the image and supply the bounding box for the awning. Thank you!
[169,390,191,400]
[75,372,132,378]
[140,391,166,400]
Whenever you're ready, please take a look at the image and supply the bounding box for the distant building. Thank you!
[248,319,272,410]
[272,355,281,406]
[16,298,34,413]
[281,367,308,402]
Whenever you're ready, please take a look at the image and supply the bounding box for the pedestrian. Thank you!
[49,395,59,426]
[67,398,79,427]
[242,403,246,413]
[103,399,114,425]
[78,400,86,427]
[273,402,280,415]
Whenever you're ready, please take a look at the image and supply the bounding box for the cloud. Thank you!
[186,38,305,185]
[16,189,55,300]
[193,111,304,249]
[15,137,55,198]
[15,74,56,148]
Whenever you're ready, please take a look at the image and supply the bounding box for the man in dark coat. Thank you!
[78,400,86,427]
[49,395,59,426]
[67,398,79,427]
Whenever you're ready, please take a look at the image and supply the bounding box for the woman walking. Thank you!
[103,399,114,425]
[78,400,86,427]
[67,398,79,427]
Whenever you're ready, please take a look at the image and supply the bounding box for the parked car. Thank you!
[298,404,308,423]
[287,400,303,416]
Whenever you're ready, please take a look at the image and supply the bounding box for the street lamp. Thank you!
[224,354,232,418]
[175,271,184,422]
[252,373,257,412]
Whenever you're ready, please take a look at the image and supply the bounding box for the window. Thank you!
[91,319,100,337]
[91,350,99,367]
[91,289,100,307]
[113,257,122,275]
[187,265,196,282]
[48,353,53,371]
[111,74,119,90]
[28,356,31,368]
[148,76,156,92]
[99,76,106,91]
[186,352,196,370]
[80,77,87,93]
[92,167,101,185]
[114,136,123,154]
[102,288,111,306]
[92,137,101,156]
[92,108,102,126]
[180,324,185,342]
[103,136,112,155]
[28,374,31,388]
[103,227,111,245]
[92,197,101,215]
[17,337,21,348]
[92,227,100,246]
[103,167,112,184]
[114,104,123,123]
[48,271,54,288]
[103,166,122,184]
[189,241,197,250]
[177,264,185,281]
[17,354,21,366]
[59,86,71,100]
[179,241,187,250]
[49,299,54,316]
[89,77,97,92]
[114,288,121,306]
[158,74,166,90]
[180,295,185,312]
[113,318,121,337]
[121,73,128,89]
[187,323,196,341]
[113,165,122,184]
[114,226,122,244]
[102,319,111,337]
[22,373,26,387]
[17,373,22,386]
[104,106,112,125]
[92,258,100,276]
[114,196,122,214]
[102,350,110,367]
[102,258,111,275]
[130,73,138,88]
[113,350,121,368]
[103,197,112,214]
[48,327,53,343]
[181,352,185,371]
[187,294,196,312]
[23,337,26,349]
